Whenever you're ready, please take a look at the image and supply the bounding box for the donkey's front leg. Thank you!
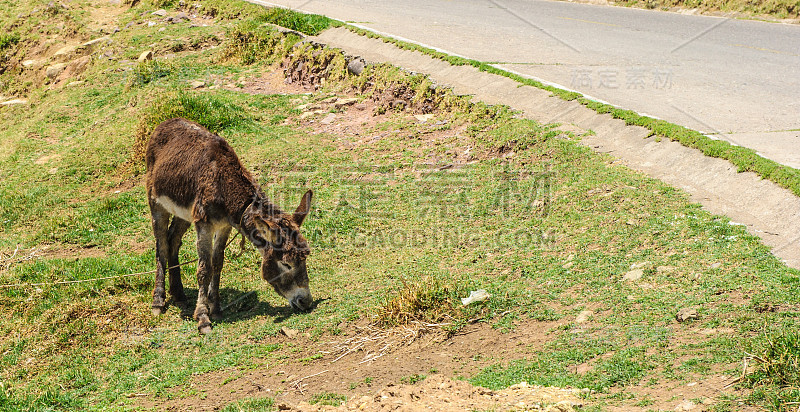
[194,223,215,334]
[150,206,171,316]
[209,226,232,321]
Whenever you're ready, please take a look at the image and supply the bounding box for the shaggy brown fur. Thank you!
[145,118,313,334]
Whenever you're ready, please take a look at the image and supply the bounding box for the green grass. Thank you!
[129,60,177,87]
[309,392,346,406]
[400,374,427,385]
[0,33,19,50]
[132,91,253,163]
[259,7,338,35]
[220,397,275,412]
[1,0,799,410]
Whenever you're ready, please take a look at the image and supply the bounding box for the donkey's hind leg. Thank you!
[193,223,215,334]
[209,226,231,320]
[150,204,171,316]
[167,217,192,308]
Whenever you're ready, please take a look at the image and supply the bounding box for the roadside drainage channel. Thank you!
[305,26,800,270]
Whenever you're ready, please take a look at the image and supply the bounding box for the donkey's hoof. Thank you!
[152,306,165,316]
[198,323,213,335]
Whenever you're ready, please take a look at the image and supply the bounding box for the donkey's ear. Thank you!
[293,190,313,226]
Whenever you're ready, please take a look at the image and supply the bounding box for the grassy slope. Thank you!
[0,1,798,411]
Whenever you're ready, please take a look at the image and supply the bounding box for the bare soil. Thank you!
[153,320,578,411]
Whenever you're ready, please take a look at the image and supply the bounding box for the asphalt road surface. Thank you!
[251,0,800,168]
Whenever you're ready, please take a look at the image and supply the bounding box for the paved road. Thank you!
[251,0,800,168]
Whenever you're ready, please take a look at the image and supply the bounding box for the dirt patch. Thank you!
[287,375,585,411]
[151,320,572,411]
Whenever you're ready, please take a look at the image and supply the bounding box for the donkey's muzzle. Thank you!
[290,293,312,312]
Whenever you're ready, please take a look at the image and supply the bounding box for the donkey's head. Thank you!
[248,190,314,311]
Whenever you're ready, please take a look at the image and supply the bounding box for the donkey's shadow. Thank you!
[169,287,327,325]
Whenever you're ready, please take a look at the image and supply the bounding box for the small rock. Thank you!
[347,58,365,75]
[354,103,367,111]
[710,262,722,269]
[296,103,320,111]
[81,36,111,52]
[64,55,91,77]
[0,98,27,106]
[151,8,167,16]
[575,310,593,324]
[675,400,696,411]
[22,59,37,68]
[138,50,154,62]
[630,261,650,269]
[320,113,336,125]
[546,401,576,412]
[280,327,298,338]
[147,21,157,27]
[414,113,434,123]
[175,11,190,21]
[676,308,698,322]
[53,44,78,61]
[299,110,325,119]
[319,96,337,104]
[461,289,490,305]
[622,269,643,282]
[45,63,68,80]
[188,80,205,89]
[334,97,359,108]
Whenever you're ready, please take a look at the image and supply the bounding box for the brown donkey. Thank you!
[145,118,313,334]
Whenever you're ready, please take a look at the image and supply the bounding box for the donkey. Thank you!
[145,118,313,334]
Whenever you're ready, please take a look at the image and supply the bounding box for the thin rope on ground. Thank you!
[0,258,199,289]
[0,231,245,290]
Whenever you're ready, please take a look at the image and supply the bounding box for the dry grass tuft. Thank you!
[377,278,457,327]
